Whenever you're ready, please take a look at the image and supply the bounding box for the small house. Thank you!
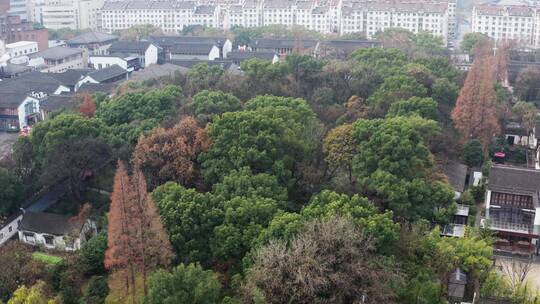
[168,43,221,61]
[77,65,128,90]
[107,41,159,68]
[29,47,84,73]
[0,211,23,246]
[18,212,96,251]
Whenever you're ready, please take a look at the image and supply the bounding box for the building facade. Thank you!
[0,14,49,50]
[32,0,104,30]
[100,0,453,44]
[484,165,540,256]
[5,40,38,58]
[472,4,540,48]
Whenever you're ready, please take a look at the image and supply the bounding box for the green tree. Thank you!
[189,90,242,123]
[80,276,108,304]
[387,97,438,120]
[515,67,540,102]
[463,139,484,167]
[96,86,182,148]
[152,182,223,265]
[185,63,224,95]
[352,117,454,220]
[351,47,408,77]
[79,232,107,276]
[368,74,428,116]
[240,59,287,95]
[0,167,24,217]
[211,196,280,261]
[432,78,459,106]
[461,33,491,54]
[144,263,221,304]
[212,167,290,210]
[200,96,316,186]
[413,31,445,55]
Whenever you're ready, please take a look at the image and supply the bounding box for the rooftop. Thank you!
[87,65,127,82]
[6,41,37,48]
[169,43,217,54]
[67,32,118,45]
[250,38,319,49]
[40,95,76,112]
[109,41,154,53]
[29,47,83,60]
[488,165,540,195]
[20,212,85,236]
[228,51,277,61]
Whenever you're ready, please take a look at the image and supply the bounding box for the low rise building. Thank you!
[169,43,221,61]
[484,165,540,256]
[6,41,39,59]
[108,41,159,68]
[77,64,128,89]
[18,211,96,251]
[249,38,319,57]
[29,46,84,73]
[0,14,49,50]
[66,32,119,56]
[89,54,140,72]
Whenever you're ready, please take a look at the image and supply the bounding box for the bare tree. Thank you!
[242,216,400,304]
[500,257,533,291]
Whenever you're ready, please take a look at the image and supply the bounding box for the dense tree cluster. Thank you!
[2,28,526,304]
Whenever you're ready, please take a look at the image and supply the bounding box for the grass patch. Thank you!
[32,252,63,265]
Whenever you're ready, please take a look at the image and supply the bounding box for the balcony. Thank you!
[488,220,534,235]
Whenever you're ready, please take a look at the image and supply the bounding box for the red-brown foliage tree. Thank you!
[79,93,96,118]
[105,161,172,302]
[133,116,211,189]
[452,52,501,151]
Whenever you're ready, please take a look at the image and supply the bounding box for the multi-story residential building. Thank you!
[33,0,104,30]
[8,0,29,21]
[100,0,452,44]
[41,0,79,30]
[484,165,540,256]
[340,1,449,44]
[472,4,539,48]
[0,14,49,50]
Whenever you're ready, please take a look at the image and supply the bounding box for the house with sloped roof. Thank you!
[77,65,128,90]
[228,51,279,65]
[67,32,119,56]
[29,46,84,73]
[249,38,319,57]
[169,42,221,61]
[148,35,233,59]
[483,165,540,256]
[18,211,96,251]
[108,41,159,68]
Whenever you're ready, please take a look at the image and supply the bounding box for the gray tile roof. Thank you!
[87,65,127,82]
[228,51,277,61]
[488,165,540,195]
[40,95,76,112]
[29,46,83,60]
[149,35,228,47]
[0,92,32,107]
[170,43,216,54]
[109,41,153,53]
[78,82,116,94]
[48,69,90,87]
[67,32,118,45]
[194,5,216,14]
[20,212,84,236]
[0,71,64,95]
[251,38,318,49]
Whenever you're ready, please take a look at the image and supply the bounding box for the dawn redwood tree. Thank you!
[452,52,501,150]
[79,93,96,118]
[105,161,172,302]
[133,116,211,189]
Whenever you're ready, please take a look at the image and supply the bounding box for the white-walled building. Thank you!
[29,46,84,73]
[472,4,540,48]
[32,0,104,30]
[19,212,97,251]
[6,41,38,59]
[99,0,453,43]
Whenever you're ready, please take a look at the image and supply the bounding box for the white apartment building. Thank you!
[32,0,104,30]
[9,0,30,21]
[340,1,449,44]
[472,4,540,48]
[100,0,452,43]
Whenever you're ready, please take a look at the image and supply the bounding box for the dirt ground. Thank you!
[0,132,18,160]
